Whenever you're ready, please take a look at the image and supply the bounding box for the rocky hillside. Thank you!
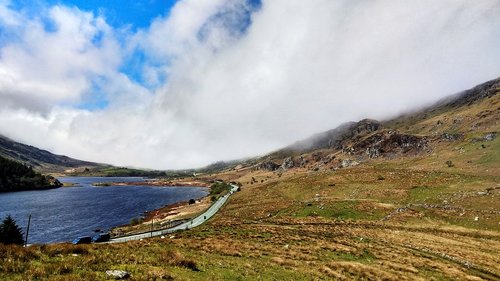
[0,135,102,172]
[250,77,499,173]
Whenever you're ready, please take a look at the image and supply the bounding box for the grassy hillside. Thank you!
[0,155,62,192]
[0,78,498,280]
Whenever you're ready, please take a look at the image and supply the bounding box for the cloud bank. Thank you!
[0,0,499,169]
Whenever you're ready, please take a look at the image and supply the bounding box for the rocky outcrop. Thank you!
[281,157,295,170]
[258,161,280,171]
[440,133,464,142]
[297,156,308,167]
[274,119,383,155]
[350,131,429,159]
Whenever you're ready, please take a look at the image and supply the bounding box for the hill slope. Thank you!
[0,135,102,172]
[248,77,499,174]
[0,155,62,192]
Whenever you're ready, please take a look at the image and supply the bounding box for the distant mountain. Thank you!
[0,135,102,172]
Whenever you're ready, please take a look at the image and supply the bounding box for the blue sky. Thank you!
[6,0,181,110]
[11,0,178,29]
[6,0,262,111]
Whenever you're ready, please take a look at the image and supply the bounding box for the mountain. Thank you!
[194,77,499,175]
[0,135,102,173]
[249,77,499,172]
[0,135,184,177]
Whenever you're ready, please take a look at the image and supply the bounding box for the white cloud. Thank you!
[0,4,128,113]
[0,0,499,169]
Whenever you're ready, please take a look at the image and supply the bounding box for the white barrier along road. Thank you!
[109,184,238,243]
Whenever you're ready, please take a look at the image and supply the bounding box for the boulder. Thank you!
[484,132,497,141]
[106,270,130,280]
[258,161,280,171]
[340,159,359,168]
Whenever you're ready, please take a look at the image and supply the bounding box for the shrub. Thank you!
[210,182,231,196]
[445,160,454,167]
[377,175,385,180]
[0,215,24,245]
[188,199,196,205]
[130,217,143,225]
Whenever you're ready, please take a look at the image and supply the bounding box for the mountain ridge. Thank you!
[0,134,102,172]
[217,77,499,174]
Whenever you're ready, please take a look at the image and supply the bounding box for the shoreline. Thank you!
[109,179,214,236]
[110,194,212,237]
[93,179,210,188]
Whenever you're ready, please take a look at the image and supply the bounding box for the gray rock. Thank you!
[440,133,463,142]
[106,270,130,280]
[298,156,308,167]
[340,159,359,168]
[471,132,497,143]
[484,132,497,141]
[281,157,295,170]
[366,147,380,159]
[258,161,280,171]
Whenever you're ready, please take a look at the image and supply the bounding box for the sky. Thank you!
[0,0,499,169]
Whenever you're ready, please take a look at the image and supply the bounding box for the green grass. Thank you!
[477,138,500,165]
[325,248,376,264]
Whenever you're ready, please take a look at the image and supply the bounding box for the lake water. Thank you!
[0,177,209,243]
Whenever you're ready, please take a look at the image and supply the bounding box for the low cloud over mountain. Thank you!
[0,0,499,169]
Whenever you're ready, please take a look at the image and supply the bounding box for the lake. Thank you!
[0,177,209,243]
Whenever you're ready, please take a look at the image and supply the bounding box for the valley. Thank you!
[0,78,498,280]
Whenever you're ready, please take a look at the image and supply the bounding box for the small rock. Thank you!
[161,236,165,239]
[484,132,497,141]
[340,159,359,168]
[284,244,289,249]
[106,270,130,280]
[474,217,479,221]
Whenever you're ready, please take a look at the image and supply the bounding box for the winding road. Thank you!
[109,184,238,243]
